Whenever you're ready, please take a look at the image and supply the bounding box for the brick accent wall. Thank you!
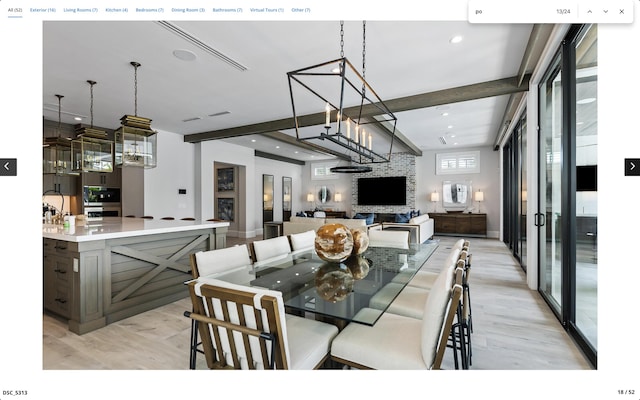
[351,152,416,214]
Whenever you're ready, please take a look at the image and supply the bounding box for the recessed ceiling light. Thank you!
[451,134,456,138]
[74,117,82,121]
[276,146,280,149]
[251,139,256,143]
[577,98,596,104]
[448,125,453,129]
[172,49,197,61]
[441,112,449,117]
[450,35,463,44]
[294,151,299,154]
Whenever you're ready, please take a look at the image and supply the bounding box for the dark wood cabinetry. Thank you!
[305,210,347,218]
[43,239,76,319]
[431,213,487,236]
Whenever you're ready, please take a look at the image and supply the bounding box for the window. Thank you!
[311,162,338,180]
[436,151,480,175]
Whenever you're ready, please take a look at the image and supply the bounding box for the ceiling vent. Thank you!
[208,111,231,118]
[439,136,447,145]
[182,116,202,123]
[155,21,248,72]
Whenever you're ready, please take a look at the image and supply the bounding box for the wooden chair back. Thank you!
[186,278,290,369]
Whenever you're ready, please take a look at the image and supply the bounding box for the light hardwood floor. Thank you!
[42,236,593,370]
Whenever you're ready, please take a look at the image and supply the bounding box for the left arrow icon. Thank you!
[0,158,17,176]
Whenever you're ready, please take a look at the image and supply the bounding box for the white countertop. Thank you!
[43,217,230,242]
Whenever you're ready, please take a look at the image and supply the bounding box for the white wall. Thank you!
[300,160,353,215]
[417,146,501,238]
[254,157,304,234]
[195,140,257,237]
[144,129,196,220]
[145,131,499,237]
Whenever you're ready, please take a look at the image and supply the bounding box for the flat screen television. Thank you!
[576,165,597,191]
[357,176,406,205]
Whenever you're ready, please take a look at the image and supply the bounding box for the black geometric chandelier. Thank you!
[287,21,397,171]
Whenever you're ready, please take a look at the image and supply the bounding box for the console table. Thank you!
[431,213,486,237]
[305,210,347,218]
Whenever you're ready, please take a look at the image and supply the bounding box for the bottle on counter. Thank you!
[45,207,52,224]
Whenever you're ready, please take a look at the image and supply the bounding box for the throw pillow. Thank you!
[365,213,375,225]
[354,213,375,225]
[411,209,421,218]
[394,212,411,223]
[295,212,307,217]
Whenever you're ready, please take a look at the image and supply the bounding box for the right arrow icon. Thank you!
[625,158,640,176]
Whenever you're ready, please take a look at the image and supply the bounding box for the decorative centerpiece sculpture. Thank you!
[313,223,372,302]
[344,254,370,280]
[315,263,355,302]
[315,223,354,262]
[351,228,369,255]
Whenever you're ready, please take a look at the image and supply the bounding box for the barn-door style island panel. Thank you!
[43,218,229,334]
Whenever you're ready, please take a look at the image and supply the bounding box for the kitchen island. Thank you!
[43,218,229,334]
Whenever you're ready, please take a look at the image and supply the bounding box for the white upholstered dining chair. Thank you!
[250,236,292,267]
[330,267,463,369]
[368,229,410,249]
[188,245,254,369]
[185,278,339,369]
[288,229,316,254]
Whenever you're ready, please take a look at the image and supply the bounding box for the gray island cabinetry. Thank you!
[43,218,229,334]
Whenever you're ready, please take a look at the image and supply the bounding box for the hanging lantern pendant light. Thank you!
[72,80,114,173]
[43,94,74,175]
[115,61,157,168]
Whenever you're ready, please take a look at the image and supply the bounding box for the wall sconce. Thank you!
[430,191,440,212]
[334,192,342,202]
[474,190,484,213]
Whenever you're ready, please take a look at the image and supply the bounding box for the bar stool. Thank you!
[161,217,175,220]
[181,217,196,221]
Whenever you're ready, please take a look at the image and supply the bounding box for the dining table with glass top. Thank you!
[211,242,438,328]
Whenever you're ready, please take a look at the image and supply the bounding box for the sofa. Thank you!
[381,213,434,244]
[283,216,379,236]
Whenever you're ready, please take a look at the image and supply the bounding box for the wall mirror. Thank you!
[263,174,274,222]
[442,180,472,211]
[316,185,333,205]
[282,176,292,221]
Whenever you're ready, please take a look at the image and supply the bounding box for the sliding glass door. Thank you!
[537,24,597,366]
[538,53,563,313]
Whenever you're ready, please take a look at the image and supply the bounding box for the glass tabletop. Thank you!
[215,242,438,326]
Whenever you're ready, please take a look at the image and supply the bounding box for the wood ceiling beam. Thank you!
[184,74,530,144]
[261,131,352,161]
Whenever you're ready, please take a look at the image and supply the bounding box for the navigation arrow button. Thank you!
[0,158,17,176]
[625,158,640,176]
